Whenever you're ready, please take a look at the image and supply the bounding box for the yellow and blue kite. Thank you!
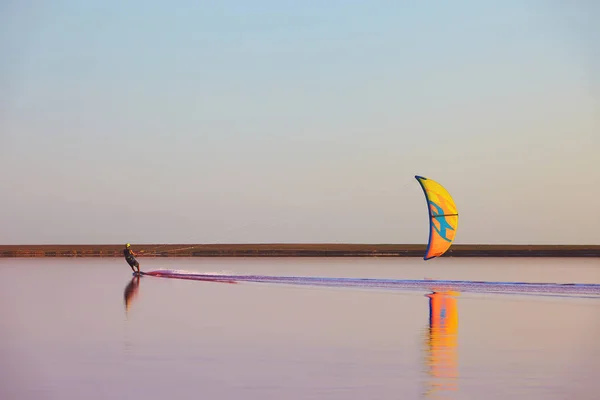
[415,175,459,260]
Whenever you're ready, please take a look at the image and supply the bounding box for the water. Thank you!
[1,257,599,399]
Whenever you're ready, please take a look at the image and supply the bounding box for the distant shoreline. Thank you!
[1,244,599,258]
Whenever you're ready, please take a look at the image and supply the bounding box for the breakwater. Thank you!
[1,244,599,258]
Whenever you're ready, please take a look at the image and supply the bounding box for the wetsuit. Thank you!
[124,247,140,272]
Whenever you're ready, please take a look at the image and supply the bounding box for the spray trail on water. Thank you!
[139,270,600,297]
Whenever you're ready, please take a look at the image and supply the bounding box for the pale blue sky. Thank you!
[1,1,598,245]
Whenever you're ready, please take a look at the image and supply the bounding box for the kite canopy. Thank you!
[415,175,459,260]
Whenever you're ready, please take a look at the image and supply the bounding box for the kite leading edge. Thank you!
[415,175,459,260]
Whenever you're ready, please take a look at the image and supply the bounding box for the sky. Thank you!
[1,1,599,245]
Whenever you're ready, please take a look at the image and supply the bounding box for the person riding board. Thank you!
[124,243,141,274]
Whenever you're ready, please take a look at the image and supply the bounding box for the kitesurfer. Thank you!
[124,243,141,274]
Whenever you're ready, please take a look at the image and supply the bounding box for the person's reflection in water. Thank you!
[423,290,459,399]
[124,275,141,315]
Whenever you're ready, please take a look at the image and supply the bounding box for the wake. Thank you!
[139,270,600,297]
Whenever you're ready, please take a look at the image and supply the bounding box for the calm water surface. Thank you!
[1,257,599,399]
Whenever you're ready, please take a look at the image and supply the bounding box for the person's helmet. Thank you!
[126,243,130,248]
